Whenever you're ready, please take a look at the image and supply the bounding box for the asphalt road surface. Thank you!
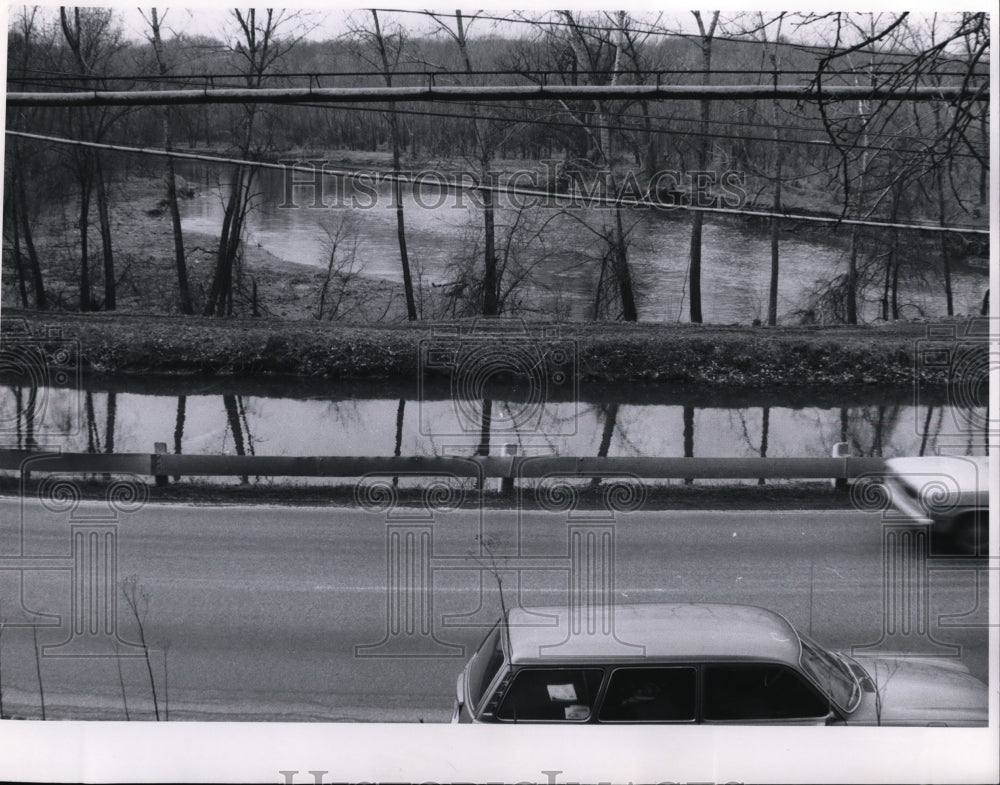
[0,497,990,721]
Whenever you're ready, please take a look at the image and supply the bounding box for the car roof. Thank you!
[504,602,803,666]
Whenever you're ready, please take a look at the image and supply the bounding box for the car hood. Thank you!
[846,654,988,726]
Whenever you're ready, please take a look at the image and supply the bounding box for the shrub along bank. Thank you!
[1,309,983,388]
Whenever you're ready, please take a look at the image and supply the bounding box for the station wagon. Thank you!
[452,603,988,726]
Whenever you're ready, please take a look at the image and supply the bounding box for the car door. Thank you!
[494,667,606,722]
[596,666,698,723]
[701,662,832,724]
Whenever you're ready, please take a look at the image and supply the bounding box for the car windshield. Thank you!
[797,634,860,712]
[467,623,505,711]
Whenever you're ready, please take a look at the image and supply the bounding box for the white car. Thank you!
[881,455,990,554]
[453,603,988,726]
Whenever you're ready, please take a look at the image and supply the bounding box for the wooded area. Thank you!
[3,8,990,325]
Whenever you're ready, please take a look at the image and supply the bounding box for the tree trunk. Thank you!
[371,10,417,321]
[689,212,704,324]
[847,226,859,324]
[476,398,492,457]
[105,392,116,454]
[683,404,695,485]
[94,155,116,310]
[14,169,47,310]
[165,148,193,314]
[454,11,499,317]
[590,402,619,488]
[147,9,193,313]
[223,394,248,484]
[767,129,784,326]
[78,168,93,312]
[481,166,499,316]
[935,167,954,316]
[688,11,718,325]
[758,406,770,485]
[613,206,637,321]
[7,194,30,308]
[392,128,417,320]
[205,167,247,316]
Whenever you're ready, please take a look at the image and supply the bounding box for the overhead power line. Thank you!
[6,129,987,236]
[366,8,990,63]
[284,100,983,160]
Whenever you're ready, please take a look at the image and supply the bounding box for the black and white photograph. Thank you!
[0,3,996,782]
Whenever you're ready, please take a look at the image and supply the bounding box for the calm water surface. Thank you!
[175,164,989,324]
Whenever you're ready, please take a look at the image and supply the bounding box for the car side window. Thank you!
[703,663,829,721]
[598,667,697,722]
[496,668,604,722]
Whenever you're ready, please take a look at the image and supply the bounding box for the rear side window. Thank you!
[703,664,829,721]
[496,668,604,722]
[599,667,697,722]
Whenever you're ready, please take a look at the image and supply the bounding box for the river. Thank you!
[174,163,989,324]
[0,378,987,485]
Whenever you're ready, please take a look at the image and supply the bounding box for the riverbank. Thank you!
[1,308,984,387]
[2,171,411,321]
[5,166,987,327]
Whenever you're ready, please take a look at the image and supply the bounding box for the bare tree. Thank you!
[348,11,418,320]
[687,10,720,324]
[204,9,311,316]
[120,575,159,720]
[761,13,787,326]
[141,8,194,314]
[32,624,45,720]
[314,216,361,320]
[59,6,126,311]
[806,12,988,322]
[423,10,505,316]
[5,7,49,309]
[555,11,638,321]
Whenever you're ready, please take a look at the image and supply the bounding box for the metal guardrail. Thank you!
[0,450,886,480]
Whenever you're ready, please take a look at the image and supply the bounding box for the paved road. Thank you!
[0,498,989,721]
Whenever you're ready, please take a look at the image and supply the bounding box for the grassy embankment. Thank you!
[1,307,968,387]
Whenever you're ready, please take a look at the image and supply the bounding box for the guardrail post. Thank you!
[831,442,850,489]
[153,442,167,487]
[500,444,518,494]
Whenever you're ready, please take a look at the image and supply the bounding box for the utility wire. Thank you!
[353,95,989,152]
[367,8,991,61]
[284,99,984,160]
[6,129,987,236]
